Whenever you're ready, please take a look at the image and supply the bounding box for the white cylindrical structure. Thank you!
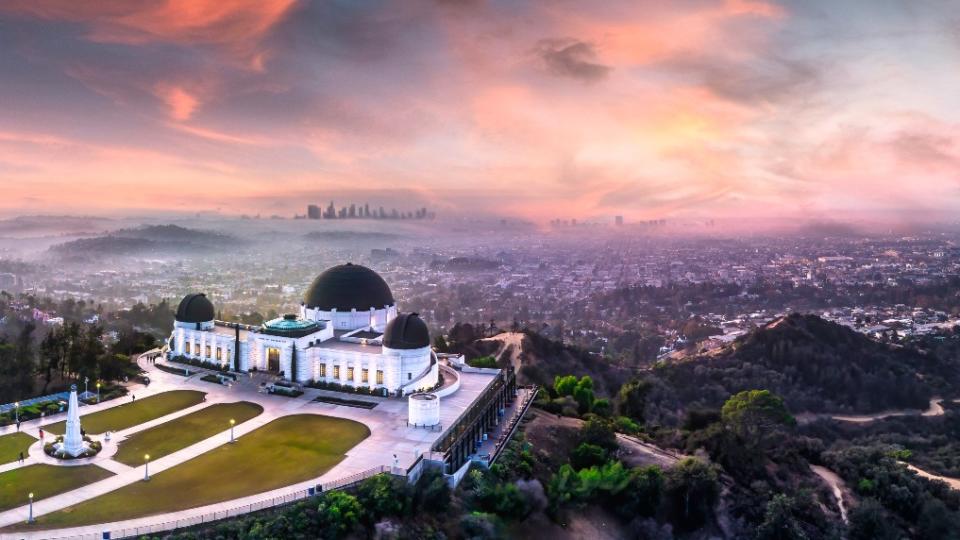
[408,393,440,427]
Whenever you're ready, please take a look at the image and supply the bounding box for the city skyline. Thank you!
[0,0,958,225]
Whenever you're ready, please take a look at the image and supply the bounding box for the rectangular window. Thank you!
[376,370,383,385]
[347,367,355,380]
[334,366,340,380]
[408,372,412,381]
[319,364,326,377]
[362,369,369,383]
[216,347,222,360]
[205,345,212,358]
[185,342,191,354]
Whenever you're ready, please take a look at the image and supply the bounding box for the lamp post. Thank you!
[143,454,150,481]
[84,376,88,397]
[27,492,34,523]
[229,419,236,443]
[96,381,101,404]
[13,402,18,424]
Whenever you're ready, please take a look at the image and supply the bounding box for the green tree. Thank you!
[917,497,960,540]
[663,457,720,530]
[847,498,903,540]
[573,376,595,414]
[621,465,663,519]
[592,398,612,417]
[554,375,578,397]
[357,473,408,521]
[721,390,794,444]
[316,490,363,539]
[570,443,608,470]
[578,418,618,452]
[755,494,810,540]
[618,378,651,421]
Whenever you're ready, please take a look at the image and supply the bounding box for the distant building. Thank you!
[615,216,624,226]
[307,205,321,219]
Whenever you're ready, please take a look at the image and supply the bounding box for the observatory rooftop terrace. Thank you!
[0,354,502,538]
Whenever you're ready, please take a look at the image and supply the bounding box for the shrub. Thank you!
[467,355,498,369]
[357,474,410,521]
[570,443,608,470]
[316,491,363,539]
[578,418,618,452]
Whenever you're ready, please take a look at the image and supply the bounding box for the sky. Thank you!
[0,0,958,224]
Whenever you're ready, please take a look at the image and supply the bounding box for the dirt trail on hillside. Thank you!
[829,398,956,423]
[810,465,849,523]
[903,462,960,491]
[796,398,959,425]
[479,332,527,371]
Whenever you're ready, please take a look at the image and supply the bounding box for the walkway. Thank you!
[0,352,498,539]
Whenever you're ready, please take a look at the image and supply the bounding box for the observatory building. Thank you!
[168,263,438,395]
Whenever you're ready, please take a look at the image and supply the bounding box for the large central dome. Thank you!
[304,263,395,311]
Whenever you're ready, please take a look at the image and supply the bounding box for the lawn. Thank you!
[0,464,113,512]
[27,414,369,529]
[0,432,36,465]
[43,390,206,435]
[113,402,263,466]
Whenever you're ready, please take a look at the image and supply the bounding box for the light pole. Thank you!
[27,492,34,523]
[96,381,101,403]
[13,402,18,424]
[143,454,150,481]
[84,376,88,397]
[229,419,236,443]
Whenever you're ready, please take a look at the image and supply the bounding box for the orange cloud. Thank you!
[2,0,295,66]
[156,85,199,121]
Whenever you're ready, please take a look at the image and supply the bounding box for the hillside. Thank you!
[48,225,237,258]
[641,313,960,425]
[461,331,632,396]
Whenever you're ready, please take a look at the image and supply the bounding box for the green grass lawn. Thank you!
[24,415,369,529]
[0,432,36,466]
[113,402,263,466]
[44,390,206,435]
[0,464,113,513]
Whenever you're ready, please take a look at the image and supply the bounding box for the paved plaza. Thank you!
[0,354,497,539]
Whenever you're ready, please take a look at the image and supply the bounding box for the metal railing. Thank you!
[42,466,403,539]
[490,385,539,464]
[431,368,514,453]
[319,465,391,492]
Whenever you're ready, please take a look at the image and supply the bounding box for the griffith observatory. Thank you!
[168,263,439,395]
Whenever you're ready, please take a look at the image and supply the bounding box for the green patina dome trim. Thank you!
[261,315,320,337]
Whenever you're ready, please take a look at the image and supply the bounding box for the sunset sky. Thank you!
[0,0,957,223]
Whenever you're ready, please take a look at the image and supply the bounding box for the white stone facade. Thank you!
[168,318,435,395]
[300,304,398,332]
[408,393,441,426]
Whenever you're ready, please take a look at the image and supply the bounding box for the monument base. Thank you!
[45,435,102,460]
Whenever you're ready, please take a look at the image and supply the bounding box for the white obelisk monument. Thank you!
[63,384,85,457]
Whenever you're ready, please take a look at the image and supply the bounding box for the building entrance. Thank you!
[266,347,281,372]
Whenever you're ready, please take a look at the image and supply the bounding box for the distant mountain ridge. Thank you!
[48,224,237,258]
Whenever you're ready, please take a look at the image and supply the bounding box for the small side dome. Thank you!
[175,293,215,323]
[383,312,430,350]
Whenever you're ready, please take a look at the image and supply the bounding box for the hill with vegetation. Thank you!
[638,313,960,425]
[443,326,632,396]
[48,225,237,258]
